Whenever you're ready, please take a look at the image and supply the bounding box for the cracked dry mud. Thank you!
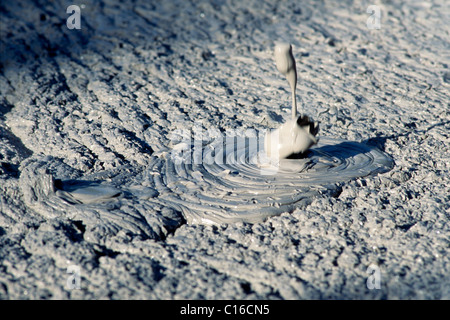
[0,0,449,299]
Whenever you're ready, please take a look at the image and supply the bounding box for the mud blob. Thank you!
[265,116,319,160]
[274,43,298,119]
[266,43,319,160]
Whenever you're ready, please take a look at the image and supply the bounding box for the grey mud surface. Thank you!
[1,0,449,299]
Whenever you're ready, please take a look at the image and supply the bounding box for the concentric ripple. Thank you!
[151,137,394,225]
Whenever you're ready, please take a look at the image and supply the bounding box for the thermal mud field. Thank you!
[1,0,449,299]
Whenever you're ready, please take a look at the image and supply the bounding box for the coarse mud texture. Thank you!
[1,0,449,299]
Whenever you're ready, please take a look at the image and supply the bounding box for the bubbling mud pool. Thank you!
[142,43,392,225]
[39,134,394,232]
[149,136,394,225]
